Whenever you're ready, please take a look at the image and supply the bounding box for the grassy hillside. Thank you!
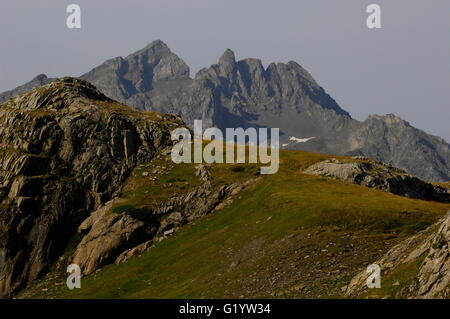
[18,150,450,299]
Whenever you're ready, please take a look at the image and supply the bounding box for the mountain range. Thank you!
[1,40,449,181]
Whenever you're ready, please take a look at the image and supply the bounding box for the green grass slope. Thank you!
[19,150,450,299]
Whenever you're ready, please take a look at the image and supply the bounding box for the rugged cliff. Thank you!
[0,78,183,297]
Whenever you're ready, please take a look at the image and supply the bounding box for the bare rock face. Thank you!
[414,215,450,297]
[0,78,183,297]
[304,158,450,202]
[80,40,192,106]
[63,161,260,277]
[346,212,450,298]
[71,198,155,275]
[72,212,148,275]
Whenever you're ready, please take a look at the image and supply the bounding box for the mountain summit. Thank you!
[0,41,449,181]
[81,40,191,101]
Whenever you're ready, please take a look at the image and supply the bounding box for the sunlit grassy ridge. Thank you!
[19,149,450,299]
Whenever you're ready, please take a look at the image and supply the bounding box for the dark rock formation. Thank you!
[304,158,450,202]
[0,78,184,297]
[1,41,449,182]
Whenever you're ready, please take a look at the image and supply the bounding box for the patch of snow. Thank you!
[289,136,316,143]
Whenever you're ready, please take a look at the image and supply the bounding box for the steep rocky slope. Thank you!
[1,41,449,181]
[15,150,450,299]
[0,78,184,297]
[346,211,450,298]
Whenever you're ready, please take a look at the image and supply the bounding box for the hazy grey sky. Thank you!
[1,0,449,141]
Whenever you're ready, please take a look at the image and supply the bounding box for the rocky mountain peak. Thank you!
[0,74,53,104]
[218,49,236,74]
[32,74,48,82]
[47,77,111,100]
[142,39,170,52]
[80,40,191,101]
[127,39,190,81]
[366,113,409,125]
[3,77,111,112]
[383,114,410,126]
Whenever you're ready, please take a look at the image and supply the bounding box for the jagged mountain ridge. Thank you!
[1,40,449,181]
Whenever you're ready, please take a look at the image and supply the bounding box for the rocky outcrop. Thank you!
[72,210,149,275]
[0,74,53,104]
[304,158,450,202]
[0,78,183,297]
[70,164,260,273]
[346,212,450,298]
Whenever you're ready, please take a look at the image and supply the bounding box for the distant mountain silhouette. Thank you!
[1,40,449,181]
